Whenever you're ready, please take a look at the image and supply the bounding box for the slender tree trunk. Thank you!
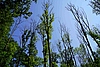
[42,35,46,67]
[46,15,52,67]
[47,26,52,67]
[48,38,52,67]
[79,21,96,61]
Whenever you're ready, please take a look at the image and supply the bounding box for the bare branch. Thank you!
[66,3,95,61]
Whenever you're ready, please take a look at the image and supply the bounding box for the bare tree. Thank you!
[66,3,96,63]
[57,22,77,67]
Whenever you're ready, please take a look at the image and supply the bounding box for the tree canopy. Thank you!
[1,0,100,67]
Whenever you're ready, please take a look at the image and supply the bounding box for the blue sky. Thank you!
[13,0,100,57]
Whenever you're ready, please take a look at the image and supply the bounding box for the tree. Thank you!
[74,44,93,67]
[90,0,100,15]
[51,51,59,67]
[0,0,37,66]
[56,23,76,67]
[37,1,54,67]
[88,26,100,67]
[88,26,100,48]
[0,0,36,37]
[66,3,100,67]
[66,4,96,62]
[10,21,42,67]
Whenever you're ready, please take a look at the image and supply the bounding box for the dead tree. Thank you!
[66,4,96,63]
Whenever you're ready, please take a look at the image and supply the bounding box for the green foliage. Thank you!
[37,2,54,67]
[73,44,100,67]
[74,44,91,66]
[0,7,13,37]
[0,0,37,66]
[56,26,76,67]
[2,0,100,67]
[10,29,42,67]
[51,52,59,67]
[88,26,100,47]
[0,0,37,18]
[52,62,58,67]
[60,63,67,67]
[0,37,18,67]
[0,0,36,38]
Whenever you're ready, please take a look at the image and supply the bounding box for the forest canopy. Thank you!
[0,0,100,67]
